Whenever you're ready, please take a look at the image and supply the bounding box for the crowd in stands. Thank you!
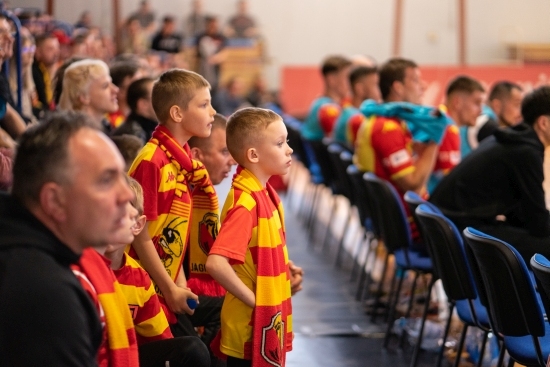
[1,1,550,366]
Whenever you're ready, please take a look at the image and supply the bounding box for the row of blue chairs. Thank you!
[283,129,550,367]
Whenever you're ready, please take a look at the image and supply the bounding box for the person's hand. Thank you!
[289,260,303,296]
[164,285,199,315]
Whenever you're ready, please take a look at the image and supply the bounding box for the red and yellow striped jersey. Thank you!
[209,167,293,365]
[114,253,173,346]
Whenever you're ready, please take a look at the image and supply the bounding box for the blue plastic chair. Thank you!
[415,205,491,367]
[464,228,550,367]
[362,173,434,367]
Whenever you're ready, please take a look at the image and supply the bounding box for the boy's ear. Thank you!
[169,105,183,123]
[79,93,90,106]
[132,214,147,236]
[246,147,259,163]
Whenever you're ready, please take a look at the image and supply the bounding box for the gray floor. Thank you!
[281,191,440,367]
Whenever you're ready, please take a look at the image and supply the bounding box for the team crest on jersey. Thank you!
[261,312,284,367]
[198,212,219,255]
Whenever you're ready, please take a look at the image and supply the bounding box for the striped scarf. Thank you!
[234,167,293,367]
[151,126,223,297]
[74,249,139,367]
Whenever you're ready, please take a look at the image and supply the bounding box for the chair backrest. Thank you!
[285,120,310,168]
[530,254,550,319]
[346,164,376,234]
[415,204,478,302]
[327,143,354,201]
[463,227,545,337]
[363,172,411,253]
[309,138,336,187]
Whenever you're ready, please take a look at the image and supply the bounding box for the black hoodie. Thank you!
[0,192,102,366]
[430,123,550,237]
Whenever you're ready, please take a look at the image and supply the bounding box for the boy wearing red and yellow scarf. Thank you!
[128,69,218,323]
[206,107,294,367]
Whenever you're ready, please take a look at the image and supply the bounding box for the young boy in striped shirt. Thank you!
[206,107,294,367]
[104,177,210,367]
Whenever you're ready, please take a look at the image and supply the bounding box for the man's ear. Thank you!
[169,105,183,123]
[190,146,203,161]
[391,80,404,98]
[39,182,67,222]
[132,214,147,236]
[246,147,259,163]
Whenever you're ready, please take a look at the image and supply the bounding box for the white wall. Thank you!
[10,0,550,87]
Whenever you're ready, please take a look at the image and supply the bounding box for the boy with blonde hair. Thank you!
[128,68,218,328]
[104,177,210,367]
[206,107,293,367]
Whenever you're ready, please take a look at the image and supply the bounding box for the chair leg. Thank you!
[322,195,339,253]
[354,236,377,300]
[384,268,404,348]
[335,210,354,268]
[453,324,468,367]
[409,277,436,367]
[435,302,455,367]
[349,230,368,279]
[496,338,506,367]
[399,272,420,348]
[475,331,489,367]
[369,253,391,322]
[306,186,321,245]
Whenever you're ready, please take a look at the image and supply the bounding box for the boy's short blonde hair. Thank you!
[226,107,281,166]
[126,176,144,216]
[152,68,210,124]
[58,59,110,111]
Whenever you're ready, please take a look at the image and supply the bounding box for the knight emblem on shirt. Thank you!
[198,212,219,255]
[261,311,284,367]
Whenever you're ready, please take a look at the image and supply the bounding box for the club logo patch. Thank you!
[261,312,284,367]
[198,212,219,255]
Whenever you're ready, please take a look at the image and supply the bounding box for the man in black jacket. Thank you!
[430,86,550,263]
[0,111,134,366]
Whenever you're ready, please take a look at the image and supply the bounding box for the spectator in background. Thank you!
[332,66,380,147]
[152,16,184,54]
[461,81,523,156]
[0,14,16,109]
[108,61,145,128]
[196,16,227,95]
[9,27,38,124]
[58,59,119,134]
[245,74,272,107]
[225,0,257,39]
[32,33,60,116]
[112,77,158,144]
[185,0,207,40]
[51,28,72,64]
[213,76,247,116]
[110,134,144,172]
[75,10,93,29]
[430,86,550,264]
[428,75,485,193]
[120,16,150,56]
[52,56,85,107]
[130,0,156,35]
[488,81,523,128]
[301,55,352,142]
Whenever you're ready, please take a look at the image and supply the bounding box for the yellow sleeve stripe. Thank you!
[390,166,416,181]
